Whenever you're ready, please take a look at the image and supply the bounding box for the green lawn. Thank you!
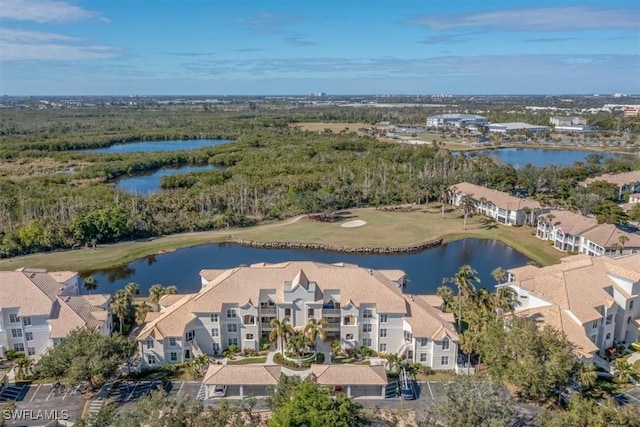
[227,356,267,365]
[0,204,564,272]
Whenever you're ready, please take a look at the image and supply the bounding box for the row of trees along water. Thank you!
[0,109,639,257]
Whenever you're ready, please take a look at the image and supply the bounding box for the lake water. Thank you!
[87,139,233,154]
[115,164,225,194]
[81,238,531,296]
[467,148,617,168]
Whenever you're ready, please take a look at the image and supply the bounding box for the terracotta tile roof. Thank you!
[0,271,58,316]
[584,170,640,187]
[203,365,281,385]
[311,364,388,385]
[48,295,109,338]
[580,224,640,249]
[158,294,186,308]
[49,271,77,283]
[199,269,229,282]
[515,305,599,358]
[452,182,541,211]
[144,312,162,322]
[541,210,599,235]
[138,293,197,339]
[378,270,405,282]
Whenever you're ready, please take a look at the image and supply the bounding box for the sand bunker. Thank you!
[341,220,367,228]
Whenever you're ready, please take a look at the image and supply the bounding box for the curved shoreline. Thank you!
[230,236,443,254]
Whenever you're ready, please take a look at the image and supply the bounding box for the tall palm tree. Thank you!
[439,186,455,219]
[304,318,327,348]
[619,235,629,254]
[111,290,129,334]
[459,194,476,230]
[124,282,140,300]
[491,267,508,285]
[135,302,149,325]
[269,317,294,353]
[148,284,164,304]
[436,286,455,313]
[493,286,520,318]
[83,276,98,295]
[442,265,480,332]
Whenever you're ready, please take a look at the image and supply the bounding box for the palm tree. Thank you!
[613,359,636,384]
[577,362,597,391]
[619,235,629,254]
[436,286,455,313]
[439,186,455,219]
[111,290,129,334]
[148,284,164,304]
[491,267,508,285]
[124,282,140,300]
[442,265,480,332]
[135,302,149,325]
[190,355,211,377]
[83,276,98,294]
[287,332,312,359]
[13,356,33,380]
[459,194,476,230]
[269,317,294,353]
[304,318,327,348]
[384,353,402,373]
[493,286,520,318]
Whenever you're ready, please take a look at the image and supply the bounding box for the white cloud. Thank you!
[0,27,119,60]
[405,6,640,31]
[0,0,108,23]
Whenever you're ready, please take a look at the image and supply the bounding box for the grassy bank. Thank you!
[0,205,563,272]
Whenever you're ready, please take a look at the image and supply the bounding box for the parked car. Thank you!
[71,384,85,396]
[213,385,227,397]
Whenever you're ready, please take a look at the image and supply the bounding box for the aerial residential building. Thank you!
[426,114,487,128]
[550,116,588,126]
[583,170,640,200]
[137,262,459,370]
[553,125,595,134]
[450,182,545,226]
[0,269,112,359]
[624,108,640,118]
[537,210,640,255]
[505,253,640,365]
[485,122,550,133]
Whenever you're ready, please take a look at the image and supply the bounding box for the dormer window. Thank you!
[145,338,154,349]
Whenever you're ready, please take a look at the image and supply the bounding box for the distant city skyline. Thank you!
[0,0,639,95]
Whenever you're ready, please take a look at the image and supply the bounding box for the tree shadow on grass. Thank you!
[480,218,499,230]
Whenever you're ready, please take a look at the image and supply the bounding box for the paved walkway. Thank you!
[628,352,640,364]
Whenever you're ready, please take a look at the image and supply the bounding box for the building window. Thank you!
[284,308,291,317]
[420,353,427,362]
[213,343,220,352]
[146,338,154,349]
[168,337,177,346]
[9,314,19,323]
[308,308,314,317]
[25,332,33,342]
[227,324,237,333]
[591,334,597,343]
[362,338,372,347]
[211,328,219,337]
[226,309,237,318]
[170,352,178,362]
[14,343,24,352]
[228,338,238,346]
[592,320,598,329]
[441,339,450,350]
[246,333,254,340]
[243,315,255,325]
[362,324,372,333]
[11,329,22,338]
[185,330,195,342]
[343,316,354,326]
[420,338,428,347]
[630,300,635,310]
[628,317,632,324]
[441,356,449,366]
[606,333,612,340]
[27,347,35,356]
[22,317,32,327]
[147,355,156,365]
[363,309,373,319]
[380,329,387,338]
[346,334,354,341]
[211,313,219,323]
[379,314,388,323]
[379,343,387,352]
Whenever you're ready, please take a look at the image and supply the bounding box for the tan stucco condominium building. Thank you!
[137,261,459,370]
[0,268,112,359]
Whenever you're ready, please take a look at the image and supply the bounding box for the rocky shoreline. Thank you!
[229,236,443,254]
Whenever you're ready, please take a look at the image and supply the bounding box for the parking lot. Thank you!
[616,387,640,407]
[107,380,203,405]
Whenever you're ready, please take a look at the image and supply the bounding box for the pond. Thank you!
[467,148,618,168]
[115,164,225,194]
[81,238,531,296]
[87,138,233,154]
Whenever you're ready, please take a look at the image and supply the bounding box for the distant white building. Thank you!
[486,122,550,133]
[550,116,587,126]
[583,171,640,200]
[554,125,595,134]
[426,114,487,128]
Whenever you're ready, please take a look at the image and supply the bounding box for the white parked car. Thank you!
[213,385,227,397]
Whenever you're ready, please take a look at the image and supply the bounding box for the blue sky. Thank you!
[0,0,638,95]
